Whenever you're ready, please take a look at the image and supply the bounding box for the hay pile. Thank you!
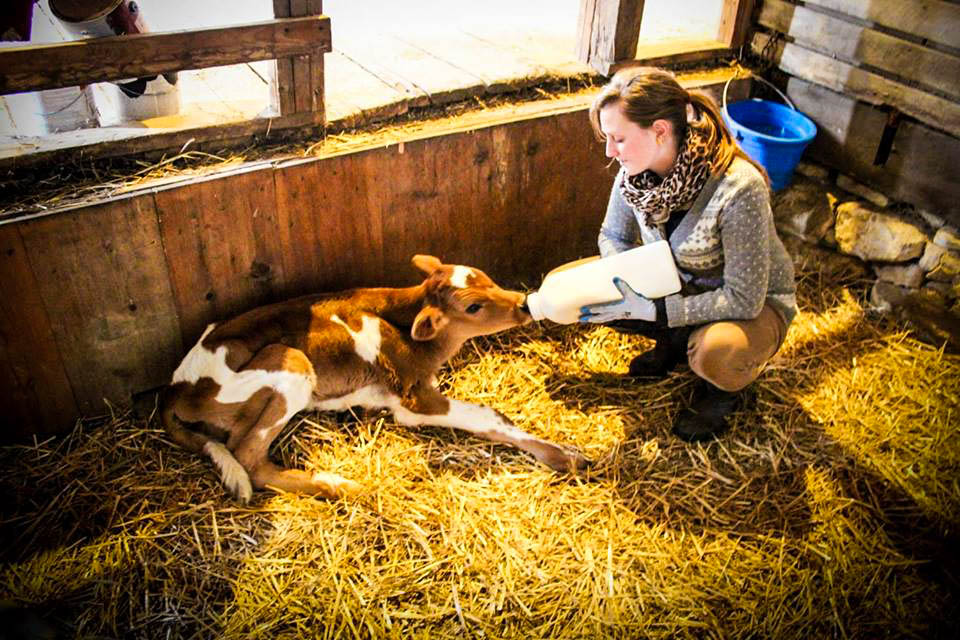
[1,243,958,639]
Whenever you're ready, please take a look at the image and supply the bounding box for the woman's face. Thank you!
[599,102,675,177]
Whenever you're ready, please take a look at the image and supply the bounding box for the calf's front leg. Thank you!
[393,385,589,473]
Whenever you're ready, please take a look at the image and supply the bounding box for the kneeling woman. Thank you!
[578,67,797,442]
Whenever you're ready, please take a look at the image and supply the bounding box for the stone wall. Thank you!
[774,161,960,350]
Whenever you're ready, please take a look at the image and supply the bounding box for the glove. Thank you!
[579,278,656,324]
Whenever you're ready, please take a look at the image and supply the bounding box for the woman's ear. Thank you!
[652,119,673,143]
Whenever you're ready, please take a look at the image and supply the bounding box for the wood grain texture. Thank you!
[277,109,611,290]
[323,50,408,125]
[0,113,324,171]
[0,224,78,441]
[273,0,296,116]
[390,30,544,95]
[576,0,645,75]
[306,0,325,121]
[717,0,755,48]
[273,152,387,293]
[155,167,288,345]
[759,0,960,100]
[802,0,960,49]
[17,196,182,415]
[752,31,960,138]
[0,16,332,95]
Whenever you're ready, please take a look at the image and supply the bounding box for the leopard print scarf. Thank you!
[618,124,715,226]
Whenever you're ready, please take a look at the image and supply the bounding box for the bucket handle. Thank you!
[722,74,796,112]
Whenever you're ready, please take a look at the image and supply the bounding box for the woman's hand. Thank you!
[579,278,656,324]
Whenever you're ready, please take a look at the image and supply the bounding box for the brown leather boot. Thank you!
[672,380,742,442]
[627,326,692,378]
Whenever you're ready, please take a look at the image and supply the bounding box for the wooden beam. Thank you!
[576,0,645,76]
[272,0,325,119]
[0,111,323,172]
[0,16,331,96]
[298,0,325,116]
[758,0,960,100]
[802,0,960,49]
[612,40,731,74]
[717,0,755,49]
[272,0,296,116]
[752,31,960,138]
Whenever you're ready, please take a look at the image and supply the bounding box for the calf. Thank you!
[161,254,588,502]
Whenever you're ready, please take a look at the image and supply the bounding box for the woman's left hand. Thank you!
[579,278,656,324]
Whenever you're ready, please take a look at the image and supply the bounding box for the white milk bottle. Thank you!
[524,240,682,324]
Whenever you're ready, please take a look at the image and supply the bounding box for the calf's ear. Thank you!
[412,254,442,276]
[411,306,449,341]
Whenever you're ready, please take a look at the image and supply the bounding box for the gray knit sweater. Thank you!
[598,157,797,328]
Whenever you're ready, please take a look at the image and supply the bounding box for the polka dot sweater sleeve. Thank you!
[663,161,797,328]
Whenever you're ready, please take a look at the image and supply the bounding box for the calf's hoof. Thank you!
[544,445,591,474]
[311,471,364,499]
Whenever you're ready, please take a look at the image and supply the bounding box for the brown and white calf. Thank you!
[161,254,588,502]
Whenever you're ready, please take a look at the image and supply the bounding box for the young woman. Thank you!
[578,67,797,442]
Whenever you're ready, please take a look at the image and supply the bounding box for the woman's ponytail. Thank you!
[688,90,770,187]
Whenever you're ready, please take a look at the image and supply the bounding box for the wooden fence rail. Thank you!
[0,16,331,96]
[0,4,329,168]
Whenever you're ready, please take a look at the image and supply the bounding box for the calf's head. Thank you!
[409,255,531,342]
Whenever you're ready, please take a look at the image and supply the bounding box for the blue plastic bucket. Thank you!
[722,77,817,191]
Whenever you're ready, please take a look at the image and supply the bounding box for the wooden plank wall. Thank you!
[0,109,613,441]
[752,0,960,224]
[0,225,78,440]
[785,76,960,223]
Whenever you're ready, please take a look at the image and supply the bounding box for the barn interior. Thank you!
[1,1,958,638]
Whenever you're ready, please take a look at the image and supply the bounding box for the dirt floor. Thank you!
[0,236,957,639]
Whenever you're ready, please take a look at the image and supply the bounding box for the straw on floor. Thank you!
[1,241,957,639]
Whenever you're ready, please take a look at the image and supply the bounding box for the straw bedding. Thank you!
[1,241,957,639]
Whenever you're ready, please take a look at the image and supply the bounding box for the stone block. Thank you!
[871,280,910,312]
[934,227,960,251]
[835,202,927,262]
[919,242,947,271]
[795,160,829,181]
[837,174,890,207]
[772,176,836,243]
[873,262,925,288]
[926,250,960,282]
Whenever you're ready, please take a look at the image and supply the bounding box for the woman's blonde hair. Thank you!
[588,67,769,183]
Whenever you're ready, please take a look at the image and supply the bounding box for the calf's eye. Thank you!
[466,303,483,314]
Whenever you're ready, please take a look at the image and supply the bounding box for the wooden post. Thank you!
[274,0,325,125]
[273,0,295,116]
[717,0,755,50]
[575,0,645,76]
